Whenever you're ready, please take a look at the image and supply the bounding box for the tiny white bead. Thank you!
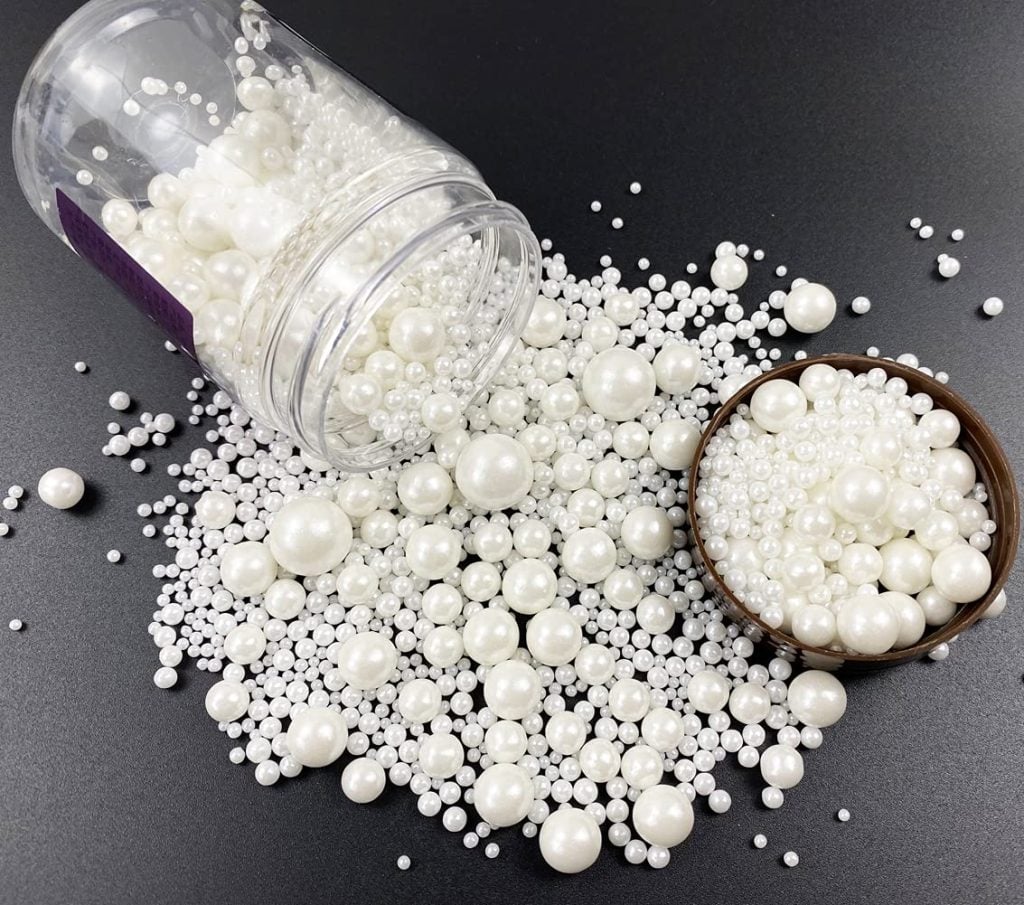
[918,225,934,239]
[8,485,24,499]
[130,458,147,473]
[775,265,787,277]
[109,391,131,411]
[950,228,964,241]
[9,618,24,631]
[937,256,960,278]
[611,217,624,230]
[982,297,1004,317]
[396,855,411,871]
[783,851,800,868]
[590,200,602,212]
[629,181,642,194]
[837,808,851,822]
[74,361,88,373]
[909,216,922,229]
[107,549,122,564]
[851,296,871,315]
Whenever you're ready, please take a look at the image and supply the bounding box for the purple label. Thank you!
[56,189,197,359]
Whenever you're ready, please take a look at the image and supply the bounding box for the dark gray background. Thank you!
[1,1,1022,903]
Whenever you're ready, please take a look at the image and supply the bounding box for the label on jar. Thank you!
[56,189,197,359]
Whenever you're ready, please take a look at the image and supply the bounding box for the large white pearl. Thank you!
[405,524,463,579]
[336,631,397,689]
[878,591,927,647]
[760,744,805,789]
[710,253,748,291]
[619,506,674,560]
[919,409,961,448]
[286,706,348,768]
[686,669,731,713]
[177,196,232,252]
[341,757,386,803]
[420,584,464,624]
[561,527,617,583]
[204,680,249,721]
[521,296,566,347]
[929,448,977,495]
[652,343,702,395]
[539,808,601,873]
[37,467,85,510]
[791,604,837,647]
[879,538,933,595]
[473,763,534,827]
[783,282,837,333]
[501,558,557,614]
[916,585,957,625]
[620,744,664,789]
[267,497,352,576]
[829,465,890,522]
[579,738,621,782]
[886,482,931,530]
[526,607,583,666]
[455,435,533,511]
[835,595,900,654]
[649,419,701,470]
[608,677,651,722]
[930,544,992,603]
[483,659,542,719]
[388,307,446,363]
[462,608,519,665]
[229,188,302,259]
[418,733,464,778]
[545,711,588,755]
[574,644,616,685]
[728,683,772,724]
[422,625,463,667]
[485,720,528,762]
[640,707,685,751]
[785,670,846,727]
[750,379,807,433]
[397,462,453,515]
[397,678,443,723]
[223,622,267,665]
[264,578,307,620]
[798,363,841,401]
[632,784,694,847]
[581,348,656,421]
[219,541,278,596]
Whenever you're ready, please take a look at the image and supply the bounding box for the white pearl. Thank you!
[785,670,846,727]
[388,307,446,363]
[981,589,1007,620]
[791,604,837,647]
[418,733,465,778]
[286,706,348,768]
[686,669,731,713]
[420,583,464,624]
[539,808,601,873]
[632,784,694,847]
[521,297,566,347]
[886,482,931,530]
[620,744,664,789]
[341,757,386,803]
[397,678,443,723]
[561,527,617,583]
[620,506,674,560]
[101,199,138,238]
[937,256,960,278]
[750,379,807,433]
[153,666,178,689]
[581,348,656,421]
[405,524,463,579]
[485,720,528,762]
[574,644,616,685]
[483,659,541,719]
[648,419,701,470]
[879,538,934,595]
[608,677,652,722]
[545,711,588,755]
[336,631,398,689]
[783,282,837,333]
[983,296,1004,317]
[422,625,464,667]
[397,462,454,515]
[37,467,85,510]
[220,541,278,596]
[835,595,900,654]
[454,435,533,511]
[223,622,267,665]
[462,608,519,665]
[267,497,352,575]
[640,707,685,751]
[579,738,621,782]
[797,363,841,401]
[728,683,772,724]
[829,465,890,522]
[236,75,276,110]
[878,591,926,647]
[710,254,748,291]
[652,343,702,395]
[501,558,557,614]
[263,578,306,620]
[919,409,961,448]
[837,543,884,585]
[930,544,992,603]
[929,448,976,495]
[759,744,804,789]
[526,607,583,666]
[473,764,534,827]
[636,594,675,634]
[204,680,249,721]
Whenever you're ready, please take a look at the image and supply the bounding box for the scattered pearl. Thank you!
[637,257,650,271]
[837,808,851,822]
[396,855,412,871]
[918,225,934,239]
[590,200,602,212]
[909,217,922,229]
[153,666,178,689]
[106,549,122,563]
[611,217,624,229]
[37,468,85,509]
[982,297,1004,317]
[851,296,871,315]
[485,843,500,859]
[775,265,788,277]
[937,256,960,278]
[783,851,800,868]
[109,391,131,411]
[130,458,147,473]
[74,361,88,373]
[9,618,24,631]
[753,834,768,849]
[2,498,17,511]
[629,181,642,194]
[951,228,964,241]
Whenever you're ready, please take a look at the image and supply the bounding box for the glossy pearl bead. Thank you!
[37,467,85,510]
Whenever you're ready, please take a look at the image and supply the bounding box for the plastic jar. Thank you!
[14,0,540,470]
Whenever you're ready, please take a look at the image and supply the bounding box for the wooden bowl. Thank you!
[687,353,1020,669]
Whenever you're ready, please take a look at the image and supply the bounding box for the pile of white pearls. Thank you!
[695,363,999,655]
[142,243,857,873]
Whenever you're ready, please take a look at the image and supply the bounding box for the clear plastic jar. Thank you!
[14,0,540,470]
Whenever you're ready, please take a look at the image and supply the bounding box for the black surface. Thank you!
[1,1,1023,903]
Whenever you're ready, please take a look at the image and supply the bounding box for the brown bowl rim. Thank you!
[686,352,1021,666]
